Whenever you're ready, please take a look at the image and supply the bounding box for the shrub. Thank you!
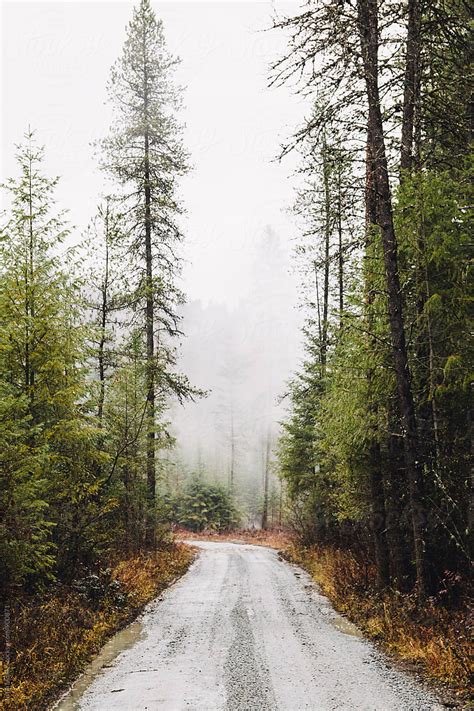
[167,479,239,532]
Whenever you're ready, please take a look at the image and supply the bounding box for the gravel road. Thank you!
[57,541,442,711]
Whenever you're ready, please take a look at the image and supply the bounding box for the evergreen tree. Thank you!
[100,0,194,540]
[274,0,472,596]
[0,132,101,586]
[85,200,126,424]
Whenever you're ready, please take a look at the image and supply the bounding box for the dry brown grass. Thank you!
[176,526,295,550]
[284,543,473,704]
[0,544,194,711]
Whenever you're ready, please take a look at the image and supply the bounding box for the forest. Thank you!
[273,0,472,598]
[0,0,472,708]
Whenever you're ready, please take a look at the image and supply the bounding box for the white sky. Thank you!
[1,0,308,307]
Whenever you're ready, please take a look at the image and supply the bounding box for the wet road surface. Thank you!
[57,541,442,710]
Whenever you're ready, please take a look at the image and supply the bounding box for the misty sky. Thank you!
[1,0,308,309]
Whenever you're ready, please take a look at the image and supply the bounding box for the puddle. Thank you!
[53,619,144,710]
[330,616,363,638]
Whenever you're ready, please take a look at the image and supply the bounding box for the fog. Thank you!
[1,0,308,520]
[167,227,302,521]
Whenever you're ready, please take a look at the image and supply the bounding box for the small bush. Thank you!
[166,479,240,532]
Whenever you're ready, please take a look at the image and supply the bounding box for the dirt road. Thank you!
[57,541,442,710]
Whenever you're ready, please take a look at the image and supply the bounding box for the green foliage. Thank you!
[98,0,201,540]
[0,3,199,602]
[396,164,472,399]
[0,386,54,591]
[0,133,103,592]
[275,7,472,583]
[394,163,472,563]
[278,155,472,586]
[100,0,191,356]
[167,479,240,532]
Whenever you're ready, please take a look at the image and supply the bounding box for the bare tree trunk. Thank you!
[123,377,131,551]
[384,428,411,590]
[400,0,441,511]
[469,404,474,535]
[229,406,235,492]
[314,262,322,346]
[25,151,35,395]
[400,0,436,470]
[369,440,390,587]
[357,0,429,597]
[413,180,442,477]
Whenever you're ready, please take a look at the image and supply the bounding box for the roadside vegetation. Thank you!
[1,544,193,711]
[0,2,198,707]
[270,0,471,701]
[283,543,471,702]
[180,527,293,551]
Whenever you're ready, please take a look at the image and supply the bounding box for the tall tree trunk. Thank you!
[229,406,235,492]
[314,262,322,346]
[143,39,156,545]
[25,151,35,396]
[469,404,474,536]
[369,439,390,587]
[262,435,271,530]
[384,428,411,590]
[401,0,441,474]
[413,180,441,473]
[365,132,390,589]
[400,0,441,497]
[400,0,421,174]
[337,165,344,328]
[123,376,131,551]
[97,203,110,424]
[321,141,331,369]
[357,0,429,597]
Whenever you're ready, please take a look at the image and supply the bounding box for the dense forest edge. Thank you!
[0,0,472,708]
[269,0,472,703]
[0,2,202,707]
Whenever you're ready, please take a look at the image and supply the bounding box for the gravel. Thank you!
[57,541,443,711]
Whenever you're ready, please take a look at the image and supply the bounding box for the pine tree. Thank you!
[100,0,193,541]
[0,383,53,598]
[0,132,101,584]
[274,0,472,596]
[85,199,126,423]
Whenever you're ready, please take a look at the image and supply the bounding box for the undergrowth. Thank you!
[0,543,194,711]
[284,543,472,703]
